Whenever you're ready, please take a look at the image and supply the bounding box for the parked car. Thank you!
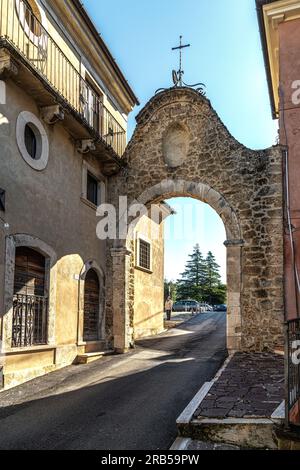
[215,304,227,312]
[197,303,213,313]
[198,303,207,313]
[172,300,200,313]
[205,304,214,312]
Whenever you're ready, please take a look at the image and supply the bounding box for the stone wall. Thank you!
[107,87,284,352]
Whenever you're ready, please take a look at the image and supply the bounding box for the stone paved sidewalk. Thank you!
[194,352,284,420]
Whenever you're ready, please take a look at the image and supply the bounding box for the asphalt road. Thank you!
[0,312,227,450]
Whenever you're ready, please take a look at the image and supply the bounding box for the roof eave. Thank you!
[255,0,278,120]
[72,0,140,107]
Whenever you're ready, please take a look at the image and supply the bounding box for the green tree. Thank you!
[203,251,227,305]
[177,244,206,301]
[211,283,227,305]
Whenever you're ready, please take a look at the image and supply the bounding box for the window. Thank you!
[24,124,37,159]
[83,269,100,342]
[81,163,105,209]
[81,78,102,133]
[87,172,99,206]
[138,239,151,271]
[12,247,48,348]
[16,111,49,171]
[23,0,42,37]
[90,88,100,132]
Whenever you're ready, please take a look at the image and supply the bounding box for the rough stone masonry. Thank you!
[106,87,284,353]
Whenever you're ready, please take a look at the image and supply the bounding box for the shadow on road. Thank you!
[0,313,227,450]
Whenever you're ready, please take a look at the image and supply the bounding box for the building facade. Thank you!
[0,0,289,392]
[0,0,169,389]
[256,0,300,426]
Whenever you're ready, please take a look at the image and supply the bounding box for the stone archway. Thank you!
[107,87,285,354]
[133,180,243,352]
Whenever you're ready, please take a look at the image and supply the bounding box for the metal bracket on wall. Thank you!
[0,188,5,211]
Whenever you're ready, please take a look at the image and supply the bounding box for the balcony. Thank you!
[0,0,126,172]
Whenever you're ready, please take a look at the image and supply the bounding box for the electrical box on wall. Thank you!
[0,189,5,212]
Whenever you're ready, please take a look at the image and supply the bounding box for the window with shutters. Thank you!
[80,77,102,134]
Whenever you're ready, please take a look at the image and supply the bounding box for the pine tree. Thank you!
[176,247,227,305]
[203,251,226,305]
[177,244,206,301]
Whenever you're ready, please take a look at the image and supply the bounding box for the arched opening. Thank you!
[131,195,228,343]
[83,269,100,342]
[12,246,48,347]
[164,196,227,319]
[111,180,243,353]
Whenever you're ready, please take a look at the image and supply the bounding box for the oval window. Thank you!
[16,111,49,171]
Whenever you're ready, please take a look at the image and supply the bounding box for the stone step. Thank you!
[170,437,240,451]
[76,350,114,365]
[275,426,300,450]
[178,417,277,449]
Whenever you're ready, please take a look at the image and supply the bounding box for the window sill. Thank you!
[77,340,104,347]
[2,344,57,355]
[135,265,153,275]
[80,196,98,211]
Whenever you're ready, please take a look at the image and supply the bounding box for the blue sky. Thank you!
[83,0,278,283]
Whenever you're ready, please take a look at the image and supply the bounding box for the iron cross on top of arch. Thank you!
[171,36,206,94]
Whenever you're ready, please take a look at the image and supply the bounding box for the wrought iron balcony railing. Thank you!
[0,0,126,156]
[12,293,48,348]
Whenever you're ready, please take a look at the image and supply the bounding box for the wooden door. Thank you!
[14,247,45,296]
[83,269,100,342]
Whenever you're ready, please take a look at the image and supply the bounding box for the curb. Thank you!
[176,353,233,426]
[169,438,191,451]
[174,353,282,449]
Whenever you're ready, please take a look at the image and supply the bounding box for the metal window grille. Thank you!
[139,240,151,271]
[12,294,48,347]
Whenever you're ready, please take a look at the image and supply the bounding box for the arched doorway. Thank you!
[125,182,243,352]
[12,246,48,347]
[83,269,100,342]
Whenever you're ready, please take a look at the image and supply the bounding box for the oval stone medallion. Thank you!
[162,123,189,168]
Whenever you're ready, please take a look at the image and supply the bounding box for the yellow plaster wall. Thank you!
[0,0,127,132]
[133,216,165,339]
